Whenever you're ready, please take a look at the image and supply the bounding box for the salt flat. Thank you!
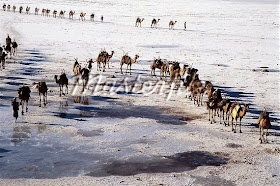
[0,0,279,185]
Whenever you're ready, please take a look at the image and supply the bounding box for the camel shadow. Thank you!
[86,151,228,177]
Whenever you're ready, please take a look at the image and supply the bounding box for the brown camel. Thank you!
[36,81,48,106]
[230,103,249,133]
[151,18,160,28]
[169,21,177,29]
[0,52,7,68]
[46,9,50,16]
[35,7,39,15]
[80,12,86,21]
[54,73,68,96]
[189,74,204,106]
[257,109,271,143]
[161,63,169,79]
[150,58,163,76]
[90,13,95,21]
[12,40,18,56]
[206,98,219,124]
[69,10,75,19]
[218,98,231,126]
[59,10,66,18]
[41,8,46,16]
[4,44,12,58]
[18,85,31,115]
[135,18,144,27]
[26,6,30,14]
[105,51,114,69]
[7,4,10,11]
[13,5,16,12]
[170,62,187,83]
[53,10,57,18]
[120,54,139,75]
[96,50,107,72]
[79,68,90,92]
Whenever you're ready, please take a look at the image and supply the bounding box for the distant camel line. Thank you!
[2,3,188,30]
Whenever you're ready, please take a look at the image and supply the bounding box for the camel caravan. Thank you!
[3,3,190,29]
[1,5,274,143]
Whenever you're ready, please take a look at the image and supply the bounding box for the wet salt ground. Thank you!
[0,95,207,179]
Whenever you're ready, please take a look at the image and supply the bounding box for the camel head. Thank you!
[141,18,144,21]
[174,21,177,24]
[243,104,249,110]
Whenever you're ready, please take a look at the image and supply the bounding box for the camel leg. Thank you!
[220,110,222,124]
[21,100,24,115]
[103,62,106,72]
[208,109,211,122]
[239,118,242,133]
[66,85,68,94]
[26,101,28,112]
[259,127,262,143]
[213,109,216,123]
[210,109,213,124]
[231,117,234,131]
[45,92,47,105]
[234,118,237,133]
[265,127,268,143]
[60,85,62,96]
[120,64,123,74]
[39,93,42,107]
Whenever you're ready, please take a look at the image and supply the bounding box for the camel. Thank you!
[35,7,39,15]
[69,10,75,19]
[184,67,198,97]
[53,10,57,18]
[0,52,7,68]
[105,51,114,69]
[11,98,19,122]
[36,81,48,106]
[7,4,10,11]
[26,6,30,14]
[73,59,81,75]
[54,73,68,96]
[189,74,204,106]
[151,58,163,76]
[79,68,90,92]
[135,17,144,27]
[46,9,50,16]
[150,58,169,79]
[59,10,66,18]
[151,18,160,28]
[80,12,86,21]
[90,13,95,21]
[169,21,177,30]
[19,6,23,14]
[230,103,249,133]
[13,5,16,12]
[96,50,107,72]
[120,54,139,75]
[12,40,18,56]
[3,4,6,11]
[257,108,271,143]
[4,44,12,58]
[206,98,219,124]
[18,85,31,115]
[161,63,169,79]
[169,62,187,83]
[218,98,231,126]
[41,8,46,16]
